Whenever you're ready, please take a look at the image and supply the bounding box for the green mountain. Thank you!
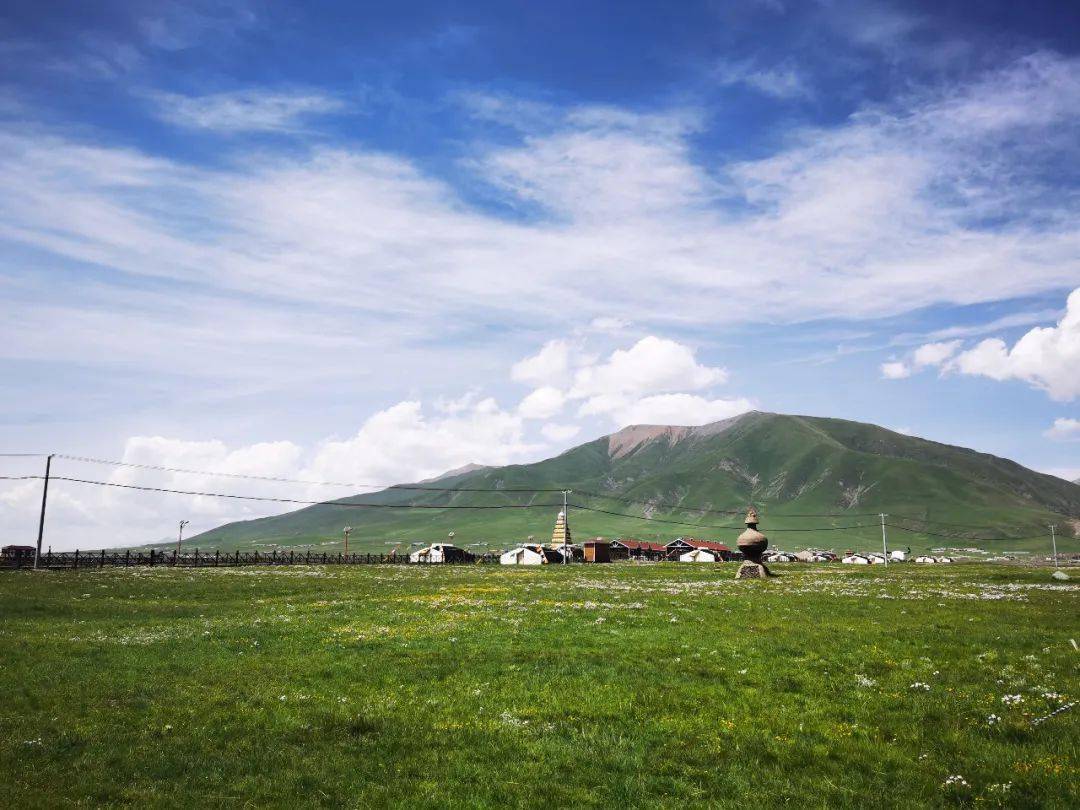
[191,412,1080,555]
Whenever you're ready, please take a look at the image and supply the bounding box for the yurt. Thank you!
[679,548,720,563]
[409,543,471,563]
[500,544,563,565]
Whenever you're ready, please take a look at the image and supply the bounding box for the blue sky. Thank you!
[1,0,1079,547]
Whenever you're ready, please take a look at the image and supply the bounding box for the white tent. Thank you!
[765,552,797,563]
[679,548,720,563]
[867,554,887,564]
[889,550,908,561]
[500,545,561,565]
[842,554,871,565]
[409,543,462,563]
[915,555,937,564]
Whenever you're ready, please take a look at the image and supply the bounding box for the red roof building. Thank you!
[610,538,667,560]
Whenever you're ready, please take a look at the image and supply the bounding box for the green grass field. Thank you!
[1,563,1077,808]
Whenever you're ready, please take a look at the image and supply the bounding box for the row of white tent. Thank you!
[841,551,954,564]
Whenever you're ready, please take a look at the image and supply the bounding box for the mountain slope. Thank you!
[191,412,1080,554]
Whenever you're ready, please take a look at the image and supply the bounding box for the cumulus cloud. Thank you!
[570,336,727,399]
[880,361,912,380]
[540,423,581,442]
[603,393,753,427]
[148,89,346,132]
[1044,417,1080,441]
[517,386,566,419]
[0,398,545,550]
[946,289,1080,400]
[511,340,573,387]
[880,340,961,379]
[512,334,748,429]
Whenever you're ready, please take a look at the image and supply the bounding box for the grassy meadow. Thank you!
[0,562,1077,808]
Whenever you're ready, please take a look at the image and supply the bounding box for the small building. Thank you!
[665,538,732,561]
[500,544,564,565]
[583,537,610,563]
[409,543,472,564]
[1,545,36,561]
[679,548,720,563]
[610,539,667,560]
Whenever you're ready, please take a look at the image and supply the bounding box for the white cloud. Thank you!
[517,386,566,419]
[148,89,345,132]
[588,316,630,333]
[913,340,961,367]
[714,59,812,99]
[948,288,1080,400]
[570,336,726,399]
[3,52,1079,356]
[0,398,545,550]
[512,334,745,430]
[510,340,573,387]
[540,423,581,442]
[880,361,912,379]
[305,399,538,486]
[1045,417,1080,441]
[605,393,753,427]
[881,339,962,380]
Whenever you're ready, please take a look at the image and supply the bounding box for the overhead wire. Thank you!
[3,456,1072,535]
[47,476,564,510]
[48,454,566,492]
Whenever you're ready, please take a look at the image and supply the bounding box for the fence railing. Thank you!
[0,549,499,570]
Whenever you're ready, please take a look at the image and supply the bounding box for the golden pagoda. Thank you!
[550,510,572,547]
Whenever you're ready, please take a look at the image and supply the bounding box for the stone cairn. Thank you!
[736,506,772,579]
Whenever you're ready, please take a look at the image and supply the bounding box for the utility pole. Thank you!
[176,520,189,556]
[34,454,54,570]
[1050,524,1057,567]
[343,526,352,557]
[879,513,889,567]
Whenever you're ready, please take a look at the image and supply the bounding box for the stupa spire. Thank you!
[550,509,572,546]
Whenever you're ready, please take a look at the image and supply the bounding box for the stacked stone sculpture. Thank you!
[736,506,772,579]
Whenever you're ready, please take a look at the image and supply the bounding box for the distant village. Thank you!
[408,510,957,566]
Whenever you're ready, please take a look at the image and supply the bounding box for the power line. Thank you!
[0,453,48,458]
[889,512,1053,532]
[884,523,1049,543]
[48,476,564,510]
[49,454,566,492]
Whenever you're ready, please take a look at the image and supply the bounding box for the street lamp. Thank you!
[177,520,189,556]
[343,526,352,557]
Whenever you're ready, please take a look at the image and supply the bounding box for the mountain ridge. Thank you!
[191,411,1080,553]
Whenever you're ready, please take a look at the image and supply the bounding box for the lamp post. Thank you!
[176,520,189,556]
[343,526,352,557]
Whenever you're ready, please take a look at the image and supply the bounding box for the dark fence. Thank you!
[1,549,500,570]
